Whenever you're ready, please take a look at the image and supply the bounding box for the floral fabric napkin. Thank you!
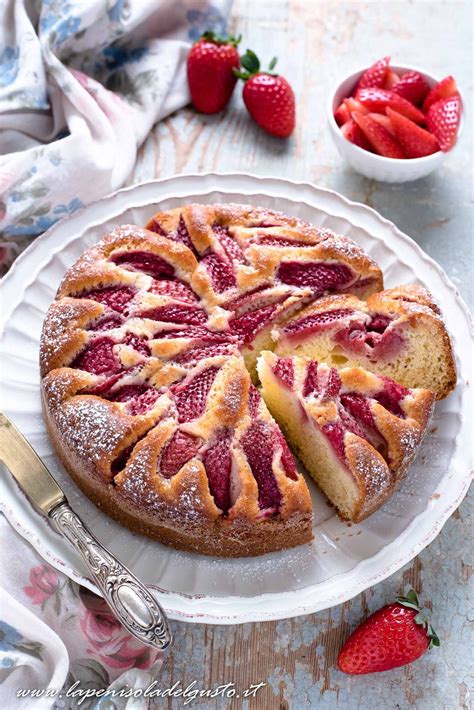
[0,0,231,271]
[0,515,163,709]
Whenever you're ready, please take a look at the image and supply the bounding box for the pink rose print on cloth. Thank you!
[23,564,59,605]
[79,589,161,670]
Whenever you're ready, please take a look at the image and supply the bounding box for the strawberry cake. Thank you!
[273,285,456,399]
[258,351,435,522]
[40,204,383,556]
[40,203,453,555]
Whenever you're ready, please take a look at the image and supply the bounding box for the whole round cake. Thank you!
[40,203,452,557]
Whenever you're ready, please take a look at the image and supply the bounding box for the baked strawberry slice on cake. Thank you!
[273,285,456,399]
[258,351,435,522]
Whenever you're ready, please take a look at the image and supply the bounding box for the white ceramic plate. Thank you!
[1,173,472,624]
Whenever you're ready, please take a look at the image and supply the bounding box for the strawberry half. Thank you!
[187,31,241,114]
[387,108,439,158]
[338,589,440,675]
[392,71,430,106]
[356,88,425,124]
[356,56,390,91]
[353,112,405,158]
[426,95,462,151]
[422,75,459,112]
[341,119,372,150]
[235,51,295,138]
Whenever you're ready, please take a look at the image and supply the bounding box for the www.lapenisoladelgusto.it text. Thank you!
[16,679,267,705]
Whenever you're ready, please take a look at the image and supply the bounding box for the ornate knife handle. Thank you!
[50,503,172,651]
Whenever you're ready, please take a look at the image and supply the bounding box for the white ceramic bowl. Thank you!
[328,64,462,183]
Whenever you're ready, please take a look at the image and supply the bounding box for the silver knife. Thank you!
[0,412,172,651]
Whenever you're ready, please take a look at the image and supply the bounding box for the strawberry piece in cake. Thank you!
[110,251,176,279]
[276,261,355,294]
[274,285,456,399]
[213,224,247,264]
[139,304,208,325]
[202,428,233,513]
[258,351,435,522]
[84,285,135,314]
[173,341,238,366]
[159,430,203,479]
[72,336,121,375]
[148,278,199,303]
[171,366,220,422]
[201,250,236,293]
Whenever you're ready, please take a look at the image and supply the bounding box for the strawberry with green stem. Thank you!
[234,50,295,138]
[338,589,440,675]
[187,31,241,114]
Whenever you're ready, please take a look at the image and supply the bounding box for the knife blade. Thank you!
[0,412,172,651]
[0,412,66,514]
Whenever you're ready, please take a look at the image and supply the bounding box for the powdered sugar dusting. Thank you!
[58,398,130,463]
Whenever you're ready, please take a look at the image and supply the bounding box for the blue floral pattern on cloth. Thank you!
[0,0,231,272]
[0,47,20,87]
[0,621,44,669]
[39,0,82,45]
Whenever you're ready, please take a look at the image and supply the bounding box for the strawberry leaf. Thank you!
[241,49,260,74]
[396,589,421,611]
[268,57,278,71]
[427,625,441,649]
[414,612,427,626]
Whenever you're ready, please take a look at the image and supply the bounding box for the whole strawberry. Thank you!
[187,31,241,114]
[235,51,295,138]
[338,590,439,674]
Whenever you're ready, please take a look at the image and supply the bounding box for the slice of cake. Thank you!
[273,285,456,399]
[258,351,435,522]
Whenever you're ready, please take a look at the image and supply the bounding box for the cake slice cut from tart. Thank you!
[258,351,435,522]
[273,285,456,399]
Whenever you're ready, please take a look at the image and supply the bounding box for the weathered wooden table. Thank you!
[128,1,473,707]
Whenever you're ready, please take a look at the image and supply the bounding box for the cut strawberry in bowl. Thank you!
[334,101,350,126]
[383,69,400,90]
[422,75,459,112]
[343,97,369,117]
[352,112,405,159]
[386,108,439,158]
[368,113,395,135]
[340,119,372,151]
[328,61,463,182]
[426,94,462,151]
[355,88,425,124]
[391,71,430,106]
[355,56,390,91]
